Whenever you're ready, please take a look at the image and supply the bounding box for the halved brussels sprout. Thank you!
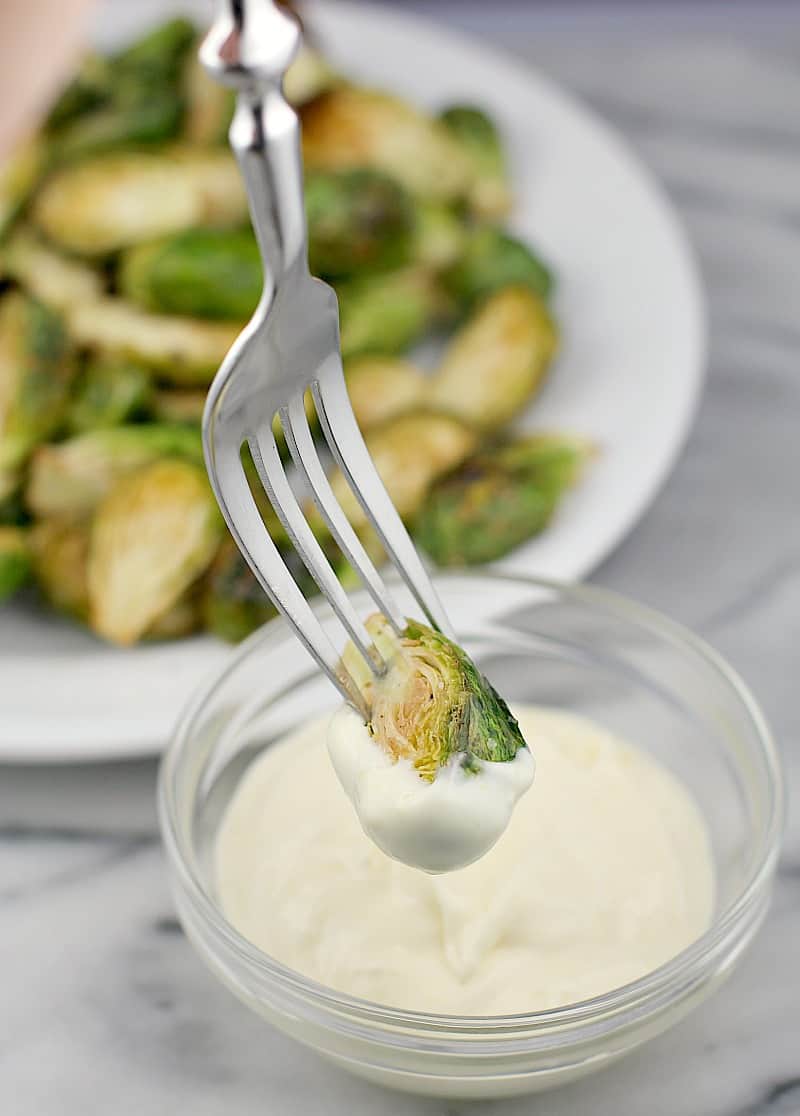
[202,535,276,642]
[46,54,111,133]
[111,17,196,90]
[429,286,558,431]
[337,269,443,359]
[302,88,473,202]
[415,433,593,566]
[182,54,235,145]
[284,46,339,108]
[66,357,152,434]
[51,99,183,165]
[341,612,527,781]
[26,424,203,517]
[148,388,206,426]
[1,228,104,312]
[329,411,477,530]
[0,526,30,603]
[0,291,76,473]
[146,585,204,640]
[88,459,223,645]
[33,149,247,255]
[0,470,25,525]
[29,517,90,618]
[443,225,553,310]
[410,202,465,271]
[306,169,413,278]
[0,135,45,239]
[119,228,262,320]
[439,105,511,219]
[345,356,426,431]
[66,297,239,384]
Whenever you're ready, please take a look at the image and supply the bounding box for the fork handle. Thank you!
[200,1,307,298]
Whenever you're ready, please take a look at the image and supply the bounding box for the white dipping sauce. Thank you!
[328,704,535,872]
[215,706,714,1015]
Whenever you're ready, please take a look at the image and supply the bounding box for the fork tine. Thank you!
[206,438,369,716]
[281,394,407,634]
[249,422,386,673]
[313,368,454,639]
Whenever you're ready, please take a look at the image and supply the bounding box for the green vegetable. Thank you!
[0,135,45,239]
[345,356,426,431]
[26,424,203,518]
[1,228,103,312]
[88,458,223,645]
[111,17,196,91]
[443,225,553,309]
[46,54,112,132]
[306,169,413,278]
[439,105,511,219]
[0,292,76,474]
[67,357,152,433]
[203,536,276,641]
[148,388,206,426]
[342,612,527,781]
[119,228,262,320]
[51,98,184,164]
[0,526,30,602]
[337,269,443,359]
[182,54,235,145]
[33,148,247,255]
[411,202,465,271]
[429,286,558,431]
[415,433,593,565]
[284,46,339,108]
[302,88,473,202]
[29,518,90,618]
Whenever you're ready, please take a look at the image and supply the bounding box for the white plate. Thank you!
[0,0,705,762]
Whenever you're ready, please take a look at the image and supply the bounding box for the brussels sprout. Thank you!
[0,471,25,525]
[182,55,235,145]
[112,17,195,91]
[33,149,247,255]
[302,88,473,202]
[329,411,477,531]
[415,433,593,566]
[146,586,204,640]
[26,424,203,517]
[284,46,338,108]
[443,225,553,309]
[119,229,262,320]
[1,229,104,312]
[439,105,511,219]
[0,526,30,603]
[88,459,223,645]
[51,99,184,164]
[306,169,413,278]
[337,269,443,359]
[66,297,239,384]
[202,536,276,642]
[66,357,152,433]
[429,286,558,431]
[410,202,465,271]
[149,388,206,426]
[29,518,90,618]
[0,291,76,473]
[345,356,426,431]
[0,135,45,239]
[46,54,112,132]
[341,612,527,781]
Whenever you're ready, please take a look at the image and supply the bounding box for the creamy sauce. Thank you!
[215,706,714,1015]
[328,704,535,872]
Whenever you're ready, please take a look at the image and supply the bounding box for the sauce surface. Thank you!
[215,706,714,1015]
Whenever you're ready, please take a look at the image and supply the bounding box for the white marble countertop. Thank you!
[2,4,799,1113]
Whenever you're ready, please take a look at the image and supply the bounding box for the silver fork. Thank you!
[200,0,453,716]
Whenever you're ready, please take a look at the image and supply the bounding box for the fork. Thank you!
[200,0,453,717]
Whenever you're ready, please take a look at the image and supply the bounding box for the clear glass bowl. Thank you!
[158,573,783,1099]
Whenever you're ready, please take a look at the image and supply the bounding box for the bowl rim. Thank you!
[158,570,785,1034]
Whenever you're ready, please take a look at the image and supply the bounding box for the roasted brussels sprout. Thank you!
[46,54,111,133]
[329,411,477,531]
[443,225,553,309]
[345,356,426,431]
[337,269,443,359]
[111,17,196,91]
[302,88,472,202]
[29,517,90,618]
[148,388,206,426]
[284,46,338,108]
[203,536,276,642]
[26,424,203,517]
[1,228,103,312]
[342,612,527,781]
[415,433,592,565]
[0,135,45,239]
[439,105,511,219]
[429,286,557,431]
[119,228,262,320]
[66,297,239,384]
[410,202,465,271]
[88,459,223,644]
[33,149,247,255]
[0,292,76,473]
[66,357,152,433]
[146,586,204,640]
[182,54,235,146]
[0,526,30,603]
[0,471,25,525]
[52,99,184,165]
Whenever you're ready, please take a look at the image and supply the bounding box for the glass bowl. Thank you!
[158,573,783,1099]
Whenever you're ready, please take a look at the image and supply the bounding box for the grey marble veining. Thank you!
[2,5,799,1114]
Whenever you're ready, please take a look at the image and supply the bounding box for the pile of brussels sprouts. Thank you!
[0,18,590,645]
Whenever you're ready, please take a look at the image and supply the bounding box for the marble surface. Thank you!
[2,4,799,1113]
